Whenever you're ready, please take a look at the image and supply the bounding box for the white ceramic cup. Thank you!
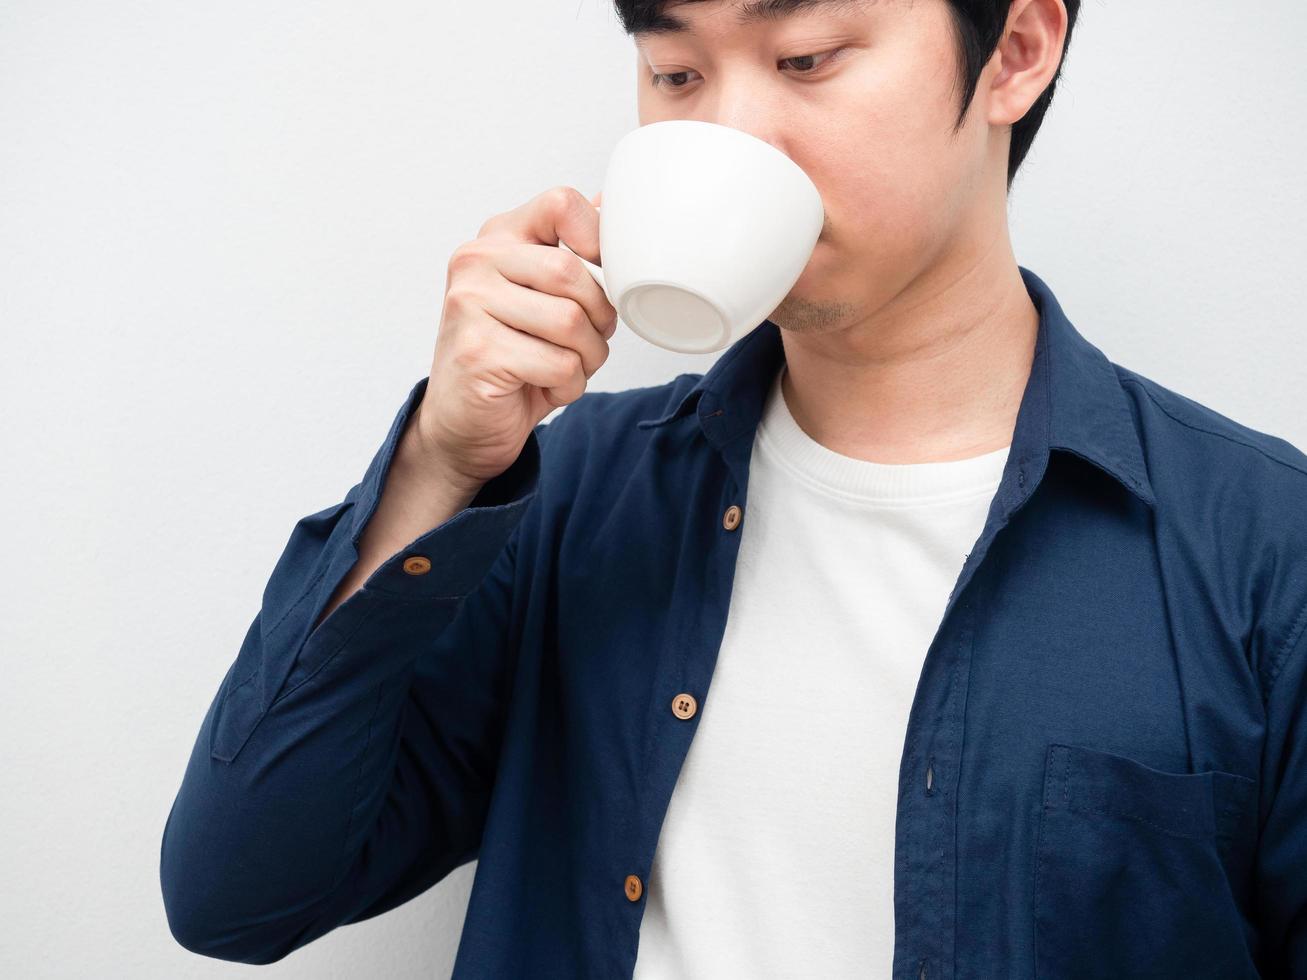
[559,119,824,354]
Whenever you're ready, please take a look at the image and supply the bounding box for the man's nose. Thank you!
[701,115,786,158]
[693,77,789,153]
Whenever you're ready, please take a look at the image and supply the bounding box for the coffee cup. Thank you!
[559,119,824,354]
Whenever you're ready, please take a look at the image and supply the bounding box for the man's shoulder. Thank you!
[1113,362,1307,670]
[530,372,704,492]
[537,372,703,448]
[1112,362,1307,502]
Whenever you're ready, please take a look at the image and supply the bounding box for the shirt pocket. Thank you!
[1032,742,1257,980]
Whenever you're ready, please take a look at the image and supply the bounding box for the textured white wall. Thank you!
[1,1,1303,977]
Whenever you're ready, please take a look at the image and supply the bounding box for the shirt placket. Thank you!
[893,435,1047,980]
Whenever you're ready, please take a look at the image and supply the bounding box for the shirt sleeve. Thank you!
[160,375,551,964]
[1252,603,1307,977]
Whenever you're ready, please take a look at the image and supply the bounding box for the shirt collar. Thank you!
[634,265,1156,511]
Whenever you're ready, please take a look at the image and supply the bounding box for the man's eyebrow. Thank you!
[632,0,872,39]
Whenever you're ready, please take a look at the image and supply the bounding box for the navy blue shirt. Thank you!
[161,267,1307,978]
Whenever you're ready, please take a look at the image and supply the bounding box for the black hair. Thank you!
[612,0,1082,190]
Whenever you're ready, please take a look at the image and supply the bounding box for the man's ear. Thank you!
[985,0,1068,128]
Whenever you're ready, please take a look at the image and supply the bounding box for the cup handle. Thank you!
[568,249,606,292]
[557,202,607,293]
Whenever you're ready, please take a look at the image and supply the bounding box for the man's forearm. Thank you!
[314,420,484,629]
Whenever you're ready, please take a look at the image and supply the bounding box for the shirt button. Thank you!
[624,874,643,902]
[722,504,742,530]
[671,693,698,719]
[402,556,432,575]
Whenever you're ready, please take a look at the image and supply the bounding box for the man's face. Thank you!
[634,0,1004,334]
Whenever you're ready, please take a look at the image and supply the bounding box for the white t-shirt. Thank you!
[633,364,1010,979]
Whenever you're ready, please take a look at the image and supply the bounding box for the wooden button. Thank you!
[624,874,643,902]
[402,556,432,575]
[722,504,742,530]
[671,693,697,719]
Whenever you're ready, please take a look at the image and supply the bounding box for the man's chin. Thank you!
[767,288,856,334]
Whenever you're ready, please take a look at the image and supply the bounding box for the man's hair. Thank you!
[613,0,1082,190]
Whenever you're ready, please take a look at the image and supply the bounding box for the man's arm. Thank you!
[1252,602,1307,977]
[159,376,551,964]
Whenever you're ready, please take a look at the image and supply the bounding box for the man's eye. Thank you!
[649,48,846,90]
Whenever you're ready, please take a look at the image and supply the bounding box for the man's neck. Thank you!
[777,233,1038,466]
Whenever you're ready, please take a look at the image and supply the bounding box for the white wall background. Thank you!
[2,1,1303,977]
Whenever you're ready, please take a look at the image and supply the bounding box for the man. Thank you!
[161,0,1307,976]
